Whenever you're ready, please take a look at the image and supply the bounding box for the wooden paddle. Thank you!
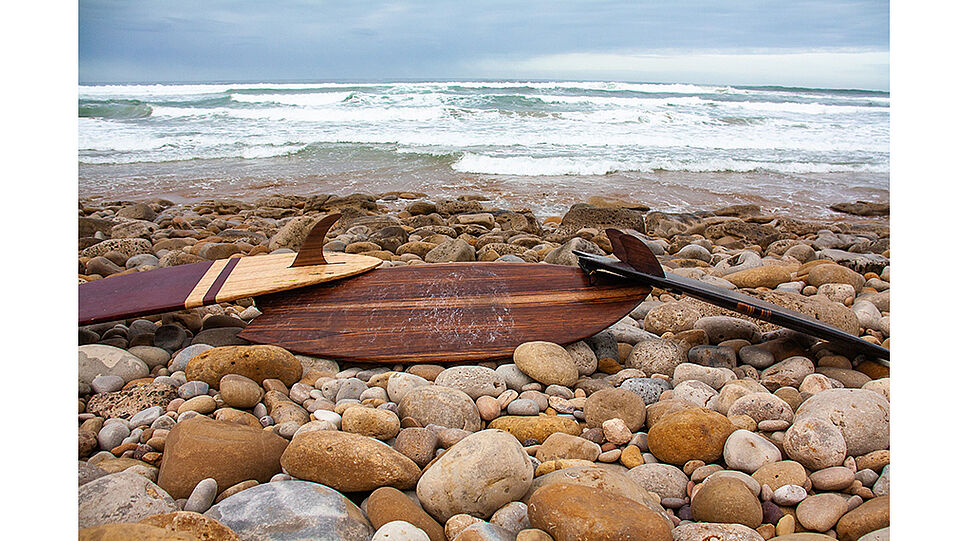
[573,229,890,362]
[78,213,382,325]
[238,262,652,363]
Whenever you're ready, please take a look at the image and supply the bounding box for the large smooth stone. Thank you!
[417,429,532,523]
[783,416,848,470]
[527,483,673,541]
[513,342,579,387]
[78,471,179,529]
[795,389,890,455]
[79,344,150,386]
[523,465,671,528]
[625,338,689,377]
[398,385,482,431]
[185,345,302,388]
[646,407,736,465]
[204,480,373,540]
[691,476,763,529]
[583,388,647,431]
[796,493,849,532]
[723,429,782,473]
[625,463,689,500]
[157,416,288,500]
[434,366,507,400]
[535,432,601,463]
[281,430,421,492]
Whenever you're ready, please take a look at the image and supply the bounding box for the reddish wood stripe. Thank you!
[203,257,240,304]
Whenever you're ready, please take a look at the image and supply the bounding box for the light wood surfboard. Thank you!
[78,214,381,325]
[238,262,652,363]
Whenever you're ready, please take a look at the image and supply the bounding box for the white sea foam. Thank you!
[78,81,890,181]
[230,92,354,106]
[451,153,889,176]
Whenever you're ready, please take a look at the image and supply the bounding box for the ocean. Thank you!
[78,81,889,219]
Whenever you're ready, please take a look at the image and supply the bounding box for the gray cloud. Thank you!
[79,0,889,88]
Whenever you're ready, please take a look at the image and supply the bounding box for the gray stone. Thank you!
[97,421,130,450]
[873,464,890,496]
[153,324,188,351]
[425,238,476,263]
[169,344,213,372]
[177,381,210,400]
[191,327,246,347]
[129,406,164,428]
[205,480,373,540]
[618,378,667,406]
[626,463,689,500]
[723,429,781,473]
[506,399,540,416]
[738,345,775,369]
[625,338,688,377]
[184,477,218,513]
[435,366,507,400]
[79,345,150,386]
[79,461,109,486]
[416,429,533,522]
[672,363,737,390]
[585,329,619,360]
[78,471,179,528]
[387,372,431,403]
[543,237,605,266]
[563,341,598,376]
[490,501,530,536]
[127,346,171,369]
[795,389,890,456]
[91,375,125,394]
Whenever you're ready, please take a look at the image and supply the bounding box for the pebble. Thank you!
[772,484,808,505]
[90,375,125,394]
[512,341,578,387]
[183,477,218,513]
[797,493,850,532]
[506,398,540,416]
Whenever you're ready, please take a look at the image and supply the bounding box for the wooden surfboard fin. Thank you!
[290,213,341,268]
[605,228,665,277]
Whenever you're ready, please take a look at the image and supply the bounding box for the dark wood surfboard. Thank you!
[238,263,653,363]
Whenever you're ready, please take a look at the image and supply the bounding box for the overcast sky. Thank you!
[79,0,889,90]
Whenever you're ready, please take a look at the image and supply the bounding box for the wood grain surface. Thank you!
[79,252,381,325]
[238,262,652,363]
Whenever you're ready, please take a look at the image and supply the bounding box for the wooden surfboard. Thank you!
[238,263,653,363]
[78,214,381,325]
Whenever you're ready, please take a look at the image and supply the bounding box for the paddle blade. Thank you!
[605,228,665,277]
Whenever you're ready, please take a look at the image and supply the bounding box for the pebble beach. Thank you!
[76,192,891,541]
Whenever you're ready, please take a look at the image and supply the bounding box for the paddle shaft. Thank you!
[574,251,889,362]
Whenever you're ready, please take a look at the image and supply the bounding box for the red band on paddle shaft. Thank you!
[203,257,240,304]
